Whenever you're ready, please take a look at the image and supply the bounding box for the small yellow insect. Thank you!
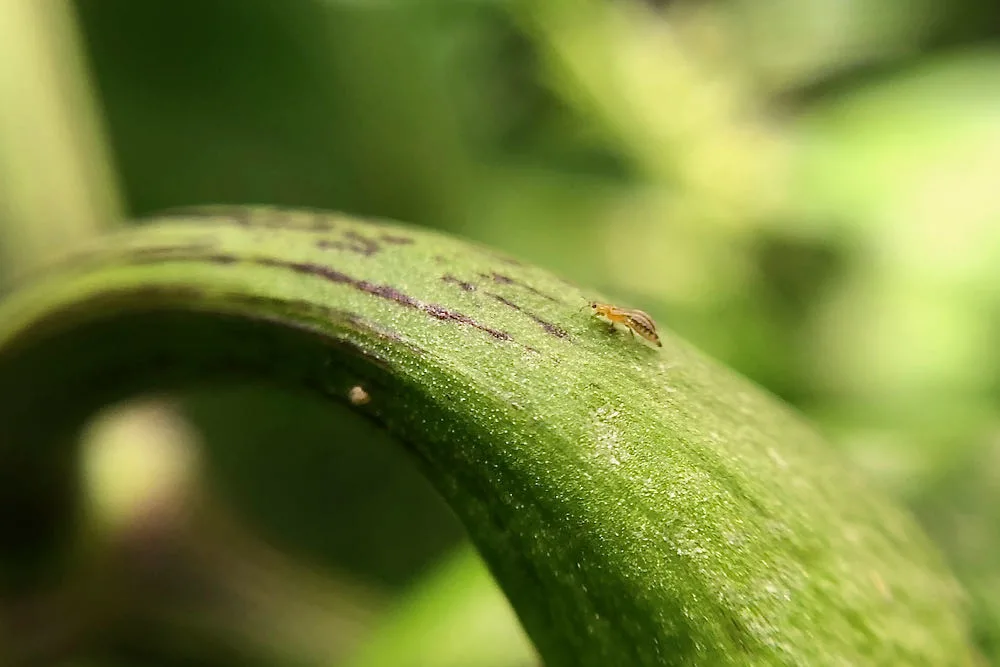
[586,301,662,347]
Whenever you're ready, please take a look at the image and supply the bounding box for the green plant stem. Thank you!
[0,207,974,666]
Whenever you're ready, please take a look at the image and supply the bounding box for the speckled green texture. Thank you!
[0,207,974,665]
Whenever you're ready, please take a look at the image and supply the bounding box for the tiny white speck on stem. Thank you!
[348,385,370,406]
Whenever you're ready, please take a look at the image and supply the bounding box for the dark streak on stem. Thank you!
[380,234,414,245]
[482,272,560,303]
[342,231,380,256]
[441,275,477,292]
[96,248,518,343]
[244,257,514,342]
[488,293,568,339]
[316,235,380,257]
[204,254,240,265]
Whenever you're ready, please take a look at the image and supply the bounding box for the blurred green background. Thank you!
[1,0,999,664]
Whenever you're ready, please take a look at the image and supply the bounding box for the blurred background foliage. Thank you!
[1,0,999,664]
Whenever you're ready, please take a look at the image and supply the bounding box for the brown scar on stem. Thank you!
[248,257,514,342]
[99,247,517,345]
[488,293,569,339]
[204,254,240,265]
[479,272,560,303]
[316,232,380,257]
[441,274,476,292]
[344,231,380,255]
[381,234,414,245]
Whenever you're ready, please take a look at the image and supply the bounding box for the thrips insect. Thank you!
[585,301,662,347]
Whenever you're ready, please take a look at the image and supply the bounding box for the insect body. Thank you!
[587,301,662,347]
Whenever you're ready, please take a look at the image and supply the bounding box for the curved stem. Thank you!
[0,207,975,666]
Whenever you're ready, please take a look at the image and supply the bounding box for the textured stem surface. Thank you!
[0,207,973,666]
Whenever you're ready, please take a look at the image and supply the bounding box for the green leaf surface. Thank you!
[0,207,974,666]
